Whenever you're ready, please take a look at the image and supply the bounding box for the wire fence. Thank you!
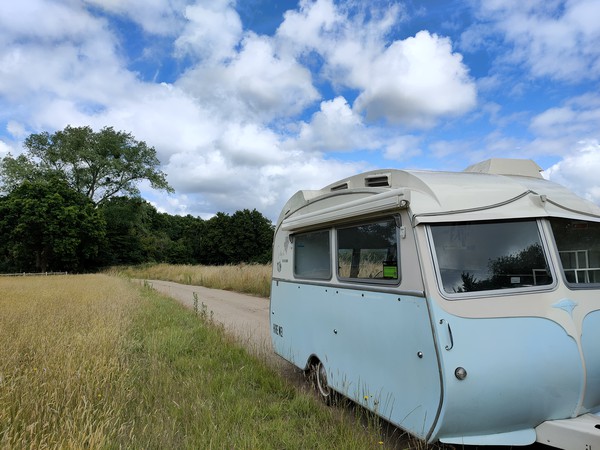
[0,272,69,277]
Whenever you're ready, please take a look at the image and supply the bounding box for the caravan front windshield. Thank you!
[430,220,553,294]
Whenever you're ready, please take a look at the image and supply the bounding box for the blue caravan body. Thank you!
[269,159,600,448]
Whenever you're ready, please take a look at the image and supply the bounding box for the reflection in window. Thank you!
[294,230,331,279]
[550,218,600,285]
[337,219,399,281]
[430,220,552,294]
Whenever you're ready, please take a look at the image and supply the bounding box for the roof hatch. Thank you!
[464,158,543,179]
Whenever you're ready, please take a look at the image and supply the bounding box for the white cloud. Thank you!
[83,0,189,35]
[0,139,13,158]
[177,32,319,123]
[545,140,600,204]
[468,0,600,82]
[353,31,477,127]
[277,0,344,54]
[175,0,242,61]
[215,123,285,166]
[292,96,425,161]
[277,0,476,127]
[6,121,28,139]
[295,96,376,152]
[0,0,105,44]
[0,1,141,134]
[382,135,422,161]
[163,143,365,220]
[530,95,600,139]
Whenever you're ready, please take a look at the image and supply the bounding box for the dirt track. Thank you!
[144,279,270,347]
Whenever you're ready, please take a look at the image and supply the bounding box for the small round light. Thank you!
[455,367,467,380]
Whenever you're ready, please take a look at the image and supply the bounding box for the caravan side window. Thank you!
[294,230,331,280]
[337,218,399,282]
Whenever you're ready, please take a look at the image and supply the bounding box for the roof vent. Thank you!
[330,182,348,192]
[464,158,543,179]
[365,174,390,187]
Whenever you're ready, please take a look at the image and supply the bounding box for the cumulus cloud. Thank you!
[0,0,105,44]
[175,0,242,61]
[353,31,476,127]
[466,0,600,82]
[294,96,376,152]
[0,1,139,132]
[545,140,600,203]
[162,146,363,220]
[177,33,319,123]
[277,0,476,127]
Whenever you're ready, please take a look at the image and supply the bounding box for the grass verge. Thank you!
[0,274,388,448]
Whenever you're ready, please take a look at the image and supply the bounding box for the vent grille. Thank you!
[330,183,348,191]
[365,175,390,187]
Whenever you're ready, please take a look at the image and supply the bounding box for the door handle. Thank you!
[439,319,454,351]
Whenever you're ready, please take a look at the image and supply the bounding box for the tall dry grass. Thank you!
[0,274,139,448]
[0,274,392,448]
[113,263,272,297]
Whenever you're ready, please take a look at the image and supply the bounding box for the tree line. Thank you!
[0,126,274,273]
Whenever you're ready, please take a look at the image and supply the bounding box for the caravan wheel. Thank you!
[314,360,333,405]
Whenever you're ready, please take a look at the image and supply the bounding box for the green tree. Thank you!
[199,212,233,265]
[97,197,149,265]
[0,125,173,205]
[98,198,206,266]
[0,178,105,273]
[199,209,273,265]
[229,209,274,264]
[160,213,205,264]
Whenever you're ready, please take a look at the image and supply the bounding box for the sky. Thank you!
[1,0,599,222]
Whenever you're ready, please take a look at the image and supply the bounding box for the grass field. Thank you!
[114,263,272,298]
[0,274,394,448]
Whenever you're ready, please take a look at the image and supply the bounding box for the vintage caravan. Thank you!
[270,159,600,447]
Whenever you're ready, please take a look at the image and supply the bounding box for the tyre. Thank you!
[312,360,334,405]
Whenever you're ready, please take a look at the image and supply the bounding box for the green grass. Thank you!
[0,275,390,448]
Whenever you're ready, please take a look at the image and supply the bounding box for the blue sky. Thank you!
[1,0,599,221]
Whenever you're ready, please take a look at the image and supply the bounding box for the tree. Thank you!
[229,209,274,264]
[97,197,150,266]
[98,197,206,266]
[0,125,173,205]
[0,178,105,273]
[199,209,273,265]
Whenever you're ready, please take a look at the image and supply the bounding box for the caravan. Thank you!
[270,159,600,447]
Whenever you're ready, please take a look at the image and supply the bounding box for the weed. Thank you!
[192,291,199,316]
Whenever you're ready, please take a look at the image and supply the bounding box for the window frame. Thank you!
[335,216,401,285]
[427,218,557,299]
[548,217,600,290]
[292,228,333,281]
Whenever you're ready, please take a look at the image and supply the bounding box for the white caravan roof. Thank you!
[278,159,600,231]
